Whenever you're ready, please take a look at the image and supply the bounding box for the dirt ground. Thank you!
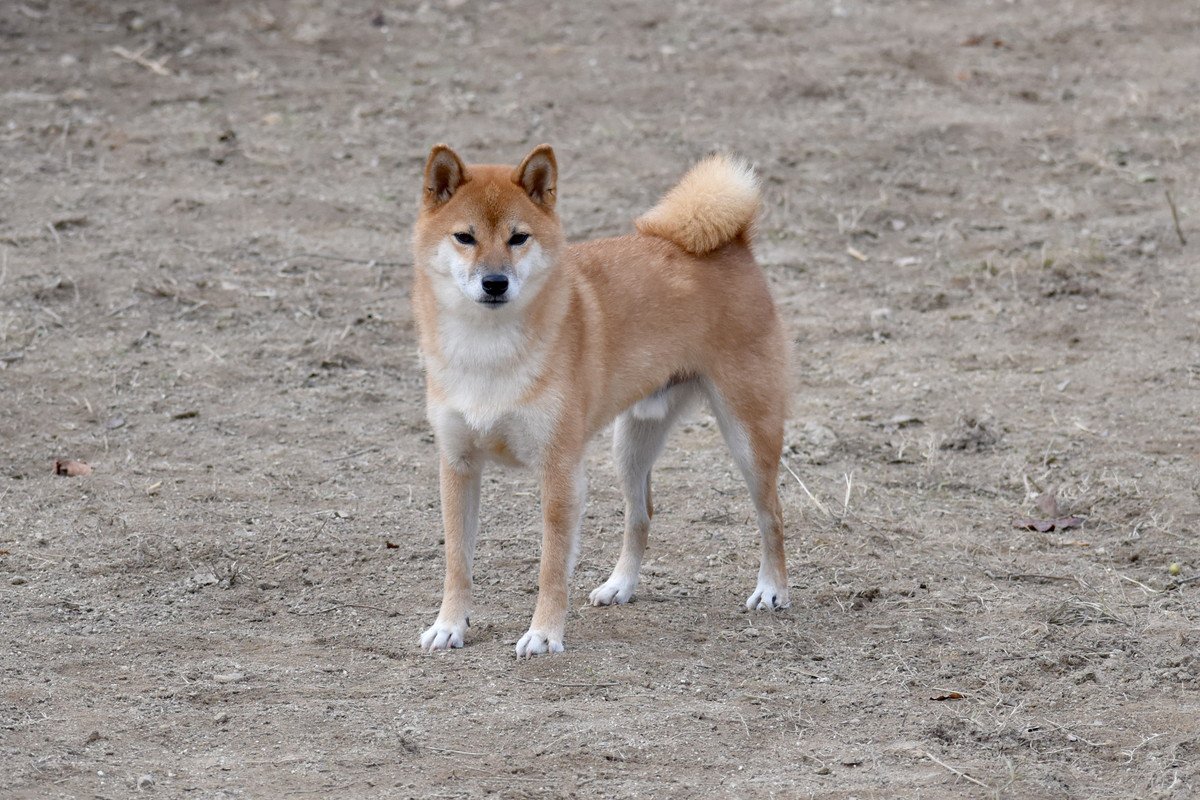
[2,1,1198,797]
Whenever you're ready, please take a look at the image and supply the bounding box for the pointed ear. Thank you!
[513,144,557,208]
[423,144,467,206]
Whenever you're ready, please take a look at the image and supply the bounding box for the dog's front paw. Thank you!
[515,628,564,658]
[746,581,790,611]
[420,619,467,652]
[589,575,637,606]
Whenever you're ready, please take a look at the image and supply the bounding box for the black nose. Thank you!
[481,274,509,297]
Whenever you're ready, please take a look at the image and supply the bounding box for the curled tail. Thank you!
[635,154,761,255]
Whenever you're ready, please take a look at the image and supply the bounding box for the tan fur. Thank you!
[412,144,789,657]
[634,153,761,254]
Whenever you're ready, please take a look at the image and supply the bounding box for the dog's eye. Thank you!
[507,232,530,247]
[453,232,476,246]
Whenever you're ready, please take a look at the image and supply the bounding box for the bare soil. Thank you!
[3,2,1199,798]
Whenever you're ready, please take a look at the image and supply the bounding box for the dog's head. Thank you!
[412,144,564,311]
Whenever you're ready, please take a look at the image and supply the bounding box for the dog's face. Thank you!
[412,144,564,311]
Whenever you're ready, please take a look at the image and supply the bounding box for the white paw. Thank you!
[746,582,790,611]
[420,620,467,652]
[589,575,637,606]
[515,628,564,658]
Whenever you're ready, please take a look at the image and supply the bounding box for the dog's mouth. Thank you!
[478,296,508,307]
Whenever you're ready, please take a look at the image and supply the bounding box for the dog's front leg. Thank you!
[515,457,586,657]
[420,454,482,651]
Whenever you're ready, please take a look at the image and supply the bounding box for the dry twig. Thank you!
[780,456,831,517]
[514,677,620,689]
[920,748,992,791]
[111,45,172,76]
[984,570,1082,586]
[1165,189,1186,246]
[321,446,382,463]
[288,602,395,616]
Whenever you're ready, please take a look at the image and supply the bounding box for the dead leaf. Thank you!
[932,692,966,701]
[172,410,199,420]
[1012,516,1084,532]
[385,540,399,549]
[54,460,92,477]
[961,34,985,46]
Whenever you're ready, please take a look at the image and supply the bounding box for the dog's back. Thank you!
[557,155,785,432]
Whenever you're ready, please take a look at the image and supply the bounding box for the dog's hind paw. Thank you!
[588,575,637,606]
[420,620,467,652]
[746,582,790,611]
[515,628,564,658]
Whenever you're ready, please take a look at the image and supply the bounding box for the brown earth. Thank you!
[2,1,1199,798]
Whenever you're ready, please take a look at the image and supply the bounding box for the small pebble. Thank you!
[137,773,155,789]
[10,576,28,586]
[214,711,230,724]
[213,672,245,684]
[816,765,831,775]
[257,580,280,590]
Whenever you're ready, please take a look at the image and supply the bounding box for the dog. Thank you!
[411,144,790,657]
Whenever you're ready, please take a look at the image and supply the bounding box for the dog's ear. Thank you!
[513,144,557,209]
[424,144,467,207]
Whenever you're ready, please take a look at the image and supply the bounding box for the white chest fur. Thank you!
[425,313,558,466]
[434,312,541,421]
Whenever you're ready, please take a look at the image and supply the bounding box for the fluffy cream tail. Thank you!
[635,154,761,255]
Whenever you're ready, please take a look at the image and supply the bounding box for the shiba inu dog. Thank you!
[411,144,790,657]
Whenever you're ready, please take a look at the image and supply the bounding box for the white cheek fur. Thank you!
[432,239,477,304]
[431,238,550,306]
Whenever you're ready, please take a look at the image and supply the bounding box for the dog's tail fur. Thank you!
[635,154,761,255]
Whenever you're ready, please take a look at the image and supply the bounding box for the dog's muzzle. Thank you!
[480,273,509,305]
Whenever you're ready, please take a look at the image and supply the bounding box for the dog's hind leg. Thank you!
[701,367,790,611]
[590,379,699,606]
